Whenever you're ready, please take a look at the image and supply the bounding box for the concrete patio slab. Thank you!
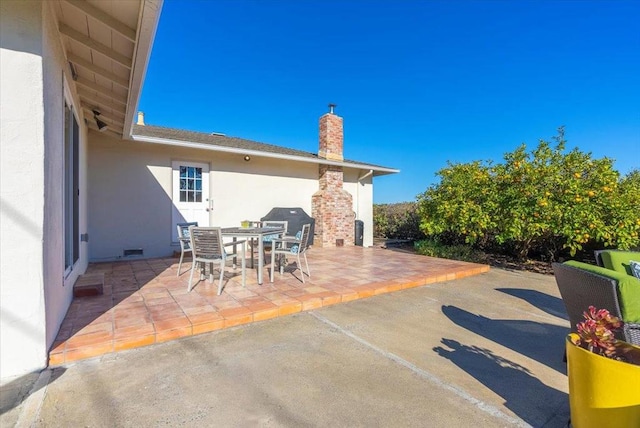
[2,268,570,427]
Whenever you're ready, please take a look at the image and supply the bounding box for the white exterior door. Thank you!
[171,161,210,242]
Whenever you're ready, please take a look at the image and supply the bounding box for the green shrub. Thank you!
[416,128,640,261]
[373,202,425,240]
[414,238,486,263]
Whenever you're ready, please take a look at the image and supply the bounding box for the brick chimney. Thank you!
[312,105,355,247]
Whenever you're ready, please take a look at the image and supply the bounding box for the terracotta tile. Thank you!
[301,286,329,294]
[353,286,376,298]
[213,300,243,311]
[244,301,277,312]
[49,341,66,354]
[48,352,65,367]
[181,305,216,316]
[154,316,192,332]
[114,334,155,351]
[65,331,114,350]
[144,296,176,306]
[156,326,192,343]
[252,307,280,322]
[423,276,437,285]
[114,301,147,313]
[192,319,225,335]
[219,306,252,319]
[260,291,289,301]
[277,301,302,316]
[187,312,223,326]
[320,294,342,307]
[297,294,323,311]
[75,321,113,336]
[114,323,155,339]
[340,292,361,303]
[114,315,152,329]
[224,313,253,328]
[386,282,404,293]
[65,342,114,363]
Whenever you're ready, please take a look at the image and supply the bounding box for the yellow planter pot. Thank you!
[566,334,640,428]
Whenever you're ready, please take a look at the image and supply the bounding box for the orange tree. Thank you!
[416,128,640,260]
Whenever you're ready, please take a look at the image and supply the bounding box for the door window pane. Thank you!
[178,166,204,203]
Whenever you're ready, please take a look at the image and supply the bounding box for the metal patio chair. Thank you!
[270,223,311,283]
[248,220,288,266]
[188,226,246,294]
[176,221,198,276]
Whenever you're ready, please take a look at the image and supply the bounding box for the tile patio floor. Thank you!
[49,246,489,366]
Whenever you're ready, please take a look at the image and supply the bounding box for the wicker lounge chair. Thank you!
[552,262,640,345]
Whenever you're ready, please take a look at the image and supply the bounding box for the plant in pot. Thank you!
[566,306,640,428]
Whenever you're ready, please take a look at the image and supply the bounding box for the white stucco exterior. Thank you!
[88,132,375,261]
[0,1,87,378]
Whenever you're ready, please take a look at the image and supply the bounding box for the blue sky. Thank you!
[139,0,640,203]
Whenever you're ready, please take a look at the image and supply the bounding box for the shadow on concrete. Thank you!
[496,287,568,321]
[0,368,65,416]
[434,338,568,428]
[441,305,567,374]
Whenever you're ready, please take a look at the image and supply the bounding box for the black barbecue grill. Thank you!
[261,207,315,245]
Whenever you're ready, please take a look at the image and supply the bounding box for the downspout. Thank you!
[356,169,374,219]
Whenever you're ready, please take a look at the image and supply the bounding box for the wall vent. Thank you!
[123,248,144,257]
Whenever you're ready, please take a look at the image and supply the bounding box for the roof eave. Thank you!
[123,0,164,138]
[129,133,399,175]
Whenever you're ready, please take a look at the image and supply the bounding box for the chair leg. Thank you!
[303,252,310,278]
[270,248,276,282]
[177,250,185,277]
[249,239,255,269]
[187,260,197,292]
[241,241,246,288]
[217,261,225,295]
[298,253,305,284]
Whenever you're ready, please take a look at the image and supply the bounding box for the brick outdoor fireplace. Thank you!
[312,105,355,247]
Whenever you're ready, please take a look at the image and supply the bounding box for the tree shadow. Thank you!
[442,305,567,374]
[434,338,569,427]
[496,287,568,321]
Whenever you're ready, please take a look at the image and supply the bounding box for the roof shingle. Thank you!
[131,124,398,174]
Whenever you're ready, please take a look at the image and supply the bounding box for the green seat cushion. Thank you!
[600,250,640,275]
[564,260,640,323]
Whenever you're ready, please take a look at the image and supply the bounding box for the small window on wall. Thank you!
[179,166,203,203]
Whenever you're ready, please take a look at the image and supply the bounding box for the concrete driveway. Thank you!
[2,268,570,427]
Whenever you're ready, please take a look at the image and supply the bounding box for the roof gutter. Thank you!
[130,134,400,175]
[123,0,164,138]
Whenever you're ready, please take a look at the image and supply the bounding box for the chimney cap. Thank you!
[328,103,337,114]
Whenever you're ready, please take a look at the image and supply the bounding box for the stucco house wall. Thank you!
[88,132,374,260]
[344,170,374,247]
[0,1,87,378]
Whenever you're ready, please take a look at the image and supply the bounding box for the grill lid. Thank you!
[261,207,315,245]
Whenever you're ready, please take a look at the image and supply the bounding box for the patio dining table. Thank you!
[222,226,285,285]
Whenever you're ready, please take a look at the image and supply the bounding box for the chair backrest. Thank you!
[189,226,224,260]
[298,223,311,253]
[263,221,288,242]
[552,262,626,340]
[177,222,198,248]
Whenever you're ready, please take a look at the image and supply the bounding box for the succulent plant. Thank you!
[575,306,623,358]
